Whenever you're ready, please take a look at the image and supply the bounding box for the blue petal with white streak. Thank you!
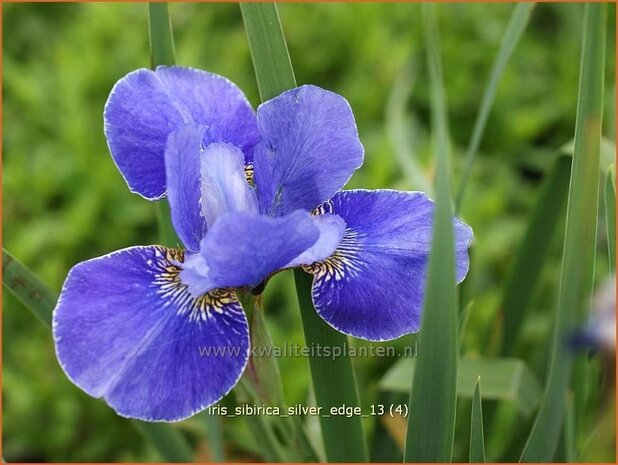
[286,214,346,268]
[189,211,320,292]
[53,246,249,422]
[104,66,259,200]
[165,125,208,252]
[306,190,472,341]
[200,142,258,227]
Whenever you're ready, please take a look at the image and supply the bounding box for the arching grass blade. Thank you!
[520,4,607,461]
[455,3,535,213]
[404,4,458,461]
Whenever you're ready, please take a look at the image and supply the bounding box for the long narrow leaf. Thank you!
[404,4,458,461]
[240,3,295,101]
[605,164,616,273]
[500,155,571,356]
[2,247,194,462]
[3,249,55,328]
[295,272,368,462]
[520,4,606,461]
[455,3,535,213]
[240,3,367,461]
[470,378,486,463]
[235,379,290,462]
[149,3,176,67]
[148,2,180,248]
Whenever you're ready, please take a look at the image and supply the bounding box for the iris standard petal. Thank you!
[253,85,364,216]
[104,66,259,200]
[305,190,473,341]
[53,246,249,422]
[165,125,208,252]
[286,214,347,268]
[199,211,320,290]
[200,142,258,227]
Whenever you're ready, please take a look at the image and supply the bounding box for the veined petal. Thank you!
[104,66,259,200]
[165,125,208,252]
[306,190,473,341]
[200,143,258,227]
[53,246,249,422]
[254,85,364,216]
[286,214,346,268]
[199,211,319,290]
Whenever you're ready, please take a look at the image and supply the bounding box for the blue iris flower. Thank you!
[53,66,473,422]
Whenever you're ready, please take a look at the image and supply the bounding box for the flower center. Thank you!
[152,247,236,322]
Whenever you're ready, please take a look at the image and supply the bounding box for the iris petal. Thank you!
[104,66,259,200]
[286,214,346,268]
[199,211,320,290]
[253,85,364,216]
[306,190,472,341]
[200,142,258,227]
[165,125,208,252]
[53,246,249,421]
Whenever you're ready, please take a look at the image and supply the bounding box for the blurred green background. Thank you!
[3,2,616,462]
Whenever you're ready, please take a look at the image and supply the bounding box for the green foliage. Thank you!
[3,2,615,462]
[240,3,295,101]
[500,155,571,356]
[3,248,56,328]
[470,378,486,463]
[294,272,368,462]
[241,4,367,461]
[404,4,458,461]
[605,164,616,273]
[521,3,607,461]
[455,3,535,212]
[381,357,542,418]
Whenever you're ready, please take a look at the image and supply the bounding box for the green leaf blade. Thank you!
[520,4,607,461]
[240,3,367,461]
[404,5,458,462]
[2,248,56,328]
[240,3,296,101]
[455,3,535,212]
[148,2,181,248]
[500,154,571,356]
[605,164,616,273]
[294,271,368,462]
[470,378,486,463]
